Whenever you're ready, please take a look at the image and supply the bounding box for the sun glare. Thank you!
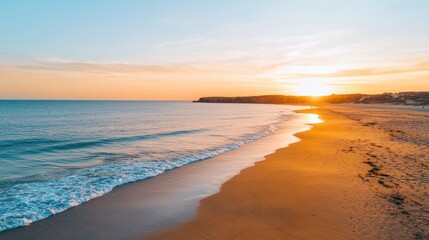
[293,79,334,96]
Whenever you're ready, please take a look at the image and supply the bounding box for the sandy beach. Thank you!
[1,105,428,240]
[149,106,429,240]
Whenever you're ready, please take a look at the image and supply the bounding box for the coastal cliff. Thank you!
[194,92,429,106]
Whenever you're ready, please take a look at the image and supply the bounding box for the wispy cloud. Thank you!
[0,60,281,76]
[287,63,429,79]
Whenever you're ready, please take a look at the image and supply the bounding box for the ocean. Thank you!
[0,100,303,232]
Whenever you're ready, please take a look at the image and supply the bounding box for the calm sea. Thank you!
[0,100,302,231]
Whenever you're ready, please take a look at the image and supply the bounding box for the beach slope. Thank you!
[149,106,429,240]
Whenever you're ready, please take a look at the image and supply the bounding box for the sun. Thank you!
[293,79,334,96]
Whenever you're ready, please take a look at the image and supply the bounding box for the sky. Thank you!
[0,0,428,100]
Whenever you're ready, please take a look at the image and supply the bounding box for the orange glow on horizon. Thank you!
[293,79,334,96]
[1,60,428,100]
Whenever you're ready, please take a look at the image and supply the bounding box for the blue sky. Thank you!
[1,0,428,99]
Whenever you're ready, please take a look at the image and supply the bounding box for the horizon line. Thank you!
[2,91,429,101]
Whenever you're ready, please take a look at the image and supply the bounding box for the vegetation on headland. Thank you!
[194,92,429,106]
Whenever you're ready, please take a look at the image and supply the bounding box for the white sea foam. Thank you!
[0,117,286,232]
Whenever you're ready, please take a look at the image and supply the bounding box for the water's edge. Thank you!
[0,110,322,240]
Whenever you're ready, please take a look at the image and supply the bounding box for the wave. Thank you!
[39,129,206,152]
[0,138,64,149]
[2,129,206,155]
[0,117,287,232]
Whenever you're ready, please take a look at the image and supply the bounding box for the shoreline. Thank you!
[0,108,319,240]
[149,106,429,240]
[2,105,427,239]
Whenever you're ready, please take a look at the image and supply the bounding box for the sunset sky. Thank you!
[1,0,428,100]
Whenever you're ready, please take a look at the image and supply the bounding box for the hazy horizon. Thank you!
[1,91,428,101]
[1,0,428,100]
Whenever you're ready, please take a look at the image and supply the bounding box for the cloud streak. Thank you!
[289,63,429,79]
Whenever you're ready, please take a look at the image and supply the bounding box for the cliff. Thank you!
[194,92,429,106]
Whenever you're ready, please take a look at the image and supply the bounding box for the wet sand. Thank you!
[0,110,317,240]
[149,106,429,240]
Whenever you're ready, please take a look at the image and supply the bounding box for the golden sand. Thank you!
[149,106,429,240]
